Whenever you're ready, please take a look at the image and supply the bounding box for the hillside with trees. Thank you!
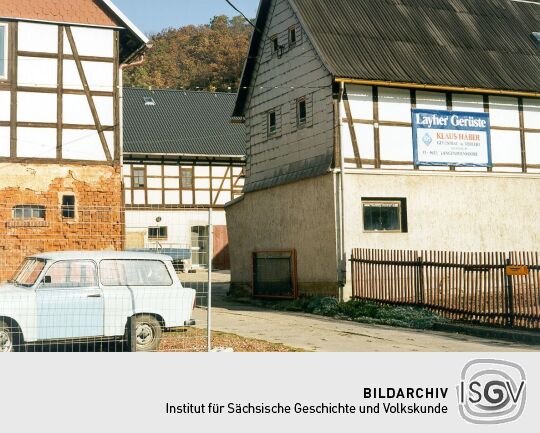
[123,15,253,92]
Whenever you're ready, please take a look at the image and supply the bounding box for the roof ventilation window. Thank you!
[143,96,156,106]
[532,32,540,48]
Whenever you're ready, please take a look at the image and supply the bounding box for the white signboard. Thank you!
[412,109,492,167]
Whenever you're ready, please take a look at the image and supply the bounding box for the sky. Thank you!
[112,0,259,35]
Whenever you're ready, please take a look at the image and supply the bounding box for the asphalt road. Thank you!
[193,287,538,352]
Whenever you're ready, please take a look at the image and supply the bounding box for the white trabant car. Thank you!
[0,251,196,352]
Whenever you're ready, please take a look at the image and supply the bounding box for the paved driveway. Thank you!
[194,287,538,352]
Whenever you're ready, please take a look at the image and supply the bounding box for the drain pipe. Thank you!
[337,81,347,300]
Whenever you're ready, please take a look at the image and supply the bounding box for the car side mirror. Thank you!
[42,276,52,284]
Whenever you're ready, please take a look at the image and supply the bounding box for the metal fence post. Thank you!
[505,256,515,328]
[207,208,213,352]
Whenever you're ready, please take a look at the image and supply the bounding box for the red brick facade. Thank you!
[0,164,123,282]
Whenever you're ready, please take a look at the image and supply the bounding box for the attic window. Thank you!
[533,32,540,47]
[143,96,156,106]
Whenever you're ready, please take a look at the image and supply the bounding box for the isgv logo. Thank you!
[457,359,526,424]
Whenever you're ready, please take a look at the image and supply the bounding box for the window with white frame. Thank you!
[362,198,408,233]
[0,23,7,80]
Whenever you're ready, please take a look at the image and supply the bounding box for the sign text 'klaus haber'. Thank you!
[412,109,492,168]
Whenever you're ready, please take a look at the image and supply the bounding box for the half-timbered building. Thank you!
[0,0,148,280]
[122,88,245,270]
[226,0,540,298]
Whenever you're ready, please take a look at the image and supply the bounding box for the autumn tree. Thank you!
[123,15,252,92]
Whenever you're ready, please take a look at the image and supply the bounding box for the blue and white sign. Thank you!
[412,109,492,167]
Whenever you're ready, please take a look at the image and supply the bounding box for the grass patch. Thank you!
[244,297,448,330]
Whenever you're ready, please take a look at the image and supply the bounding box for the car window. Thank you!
[42,260,97,288]
[100,260,173,286]
[10,258,46,287]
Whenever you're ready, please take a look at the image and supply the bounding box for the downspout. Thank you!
[337,81,347,299]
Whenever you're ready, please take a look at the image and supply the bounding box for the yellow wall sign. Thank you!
[506,266,529,276]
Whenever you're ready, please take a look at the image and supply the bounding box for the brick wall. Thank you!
[0,163,123,282]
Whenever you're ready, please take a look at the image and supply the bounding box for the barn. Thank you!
[226,0,540,299]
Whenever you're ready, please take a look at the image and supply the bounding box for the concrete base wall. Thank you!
[226,173,340,297]
[343,170,540,293]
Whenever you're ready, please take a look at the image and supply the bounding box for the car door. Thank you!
[36,260,104,340]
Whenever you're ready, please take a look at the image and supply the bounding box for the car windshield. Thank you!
[9,258,46,287]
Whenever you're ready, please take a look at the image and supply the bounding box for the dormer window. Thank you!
[143,96,156,106]
[0,23,7,80]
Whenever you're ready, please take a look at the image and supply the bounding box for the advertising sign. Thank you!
[412,109,492,167]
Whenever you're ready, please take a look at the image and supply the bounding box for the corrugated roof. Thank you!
[123,88,246,157]
[235,0,540,117]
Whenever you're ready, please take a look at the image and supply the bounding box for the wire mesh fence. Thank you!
[0,204,227,353]
[351,248,540,330]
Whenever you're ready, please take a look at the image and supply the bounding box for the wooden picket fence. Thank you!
[351,249,540,330]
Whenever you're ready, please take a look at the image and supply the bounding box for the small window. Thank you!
[181,168,193,189]
[42,260,97,288]
[268,110,277,135]
[297,97,307,126]
[270,34,279,53]
[288,26,297,47]
[362,198,407,233]
[100,260,173,286]
[0,24,7,80]
[133,167,145,188]
[148,226,168,240]
[143,96,156,106]
[13,205,46,220]
[61,195,75,219]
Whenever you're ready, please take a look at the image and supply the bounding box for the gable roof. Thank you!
[123,88,246,158]
[0,0,148,62]
[234,0,540,117]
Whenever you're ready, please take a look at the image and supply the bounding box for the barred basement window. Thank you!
[181,168,193,189]
[362,198,407,233]
[0,23,7,80]
[13,205,46,220]
[133,167,145,188]
[148,226,168,240]
[61,195,75,219]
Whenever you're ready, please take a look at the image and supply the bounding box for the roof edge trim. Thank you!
[335,78,540,98]
[101,0,149,44]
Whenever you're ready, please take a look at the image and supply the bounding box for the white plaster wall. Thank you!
[17,92,57,123]
[94,96,114,126]
[18,57,57,88]
[0,126,9,157]
[125,209,227,248]
[83,62,113,92]
[0,91,10,121]
[17,127,56,158]
[62,129,106,161]
[343,170,540,254]
[64,27,114,58]
[18,22,58,54]
[63,60,83,90]
[63,94,93,125]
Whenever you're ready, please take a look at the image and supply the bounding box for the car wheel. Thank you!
[0,320,17,353]
[134,315,162,352]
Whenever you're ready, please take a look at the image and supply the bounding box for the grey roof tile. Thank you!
[123,88,245,157]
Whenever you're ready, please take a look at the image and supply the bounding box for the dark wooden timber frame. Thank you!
[342,83,540,173]
[1,21,120,165]
[124,160,245,209]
